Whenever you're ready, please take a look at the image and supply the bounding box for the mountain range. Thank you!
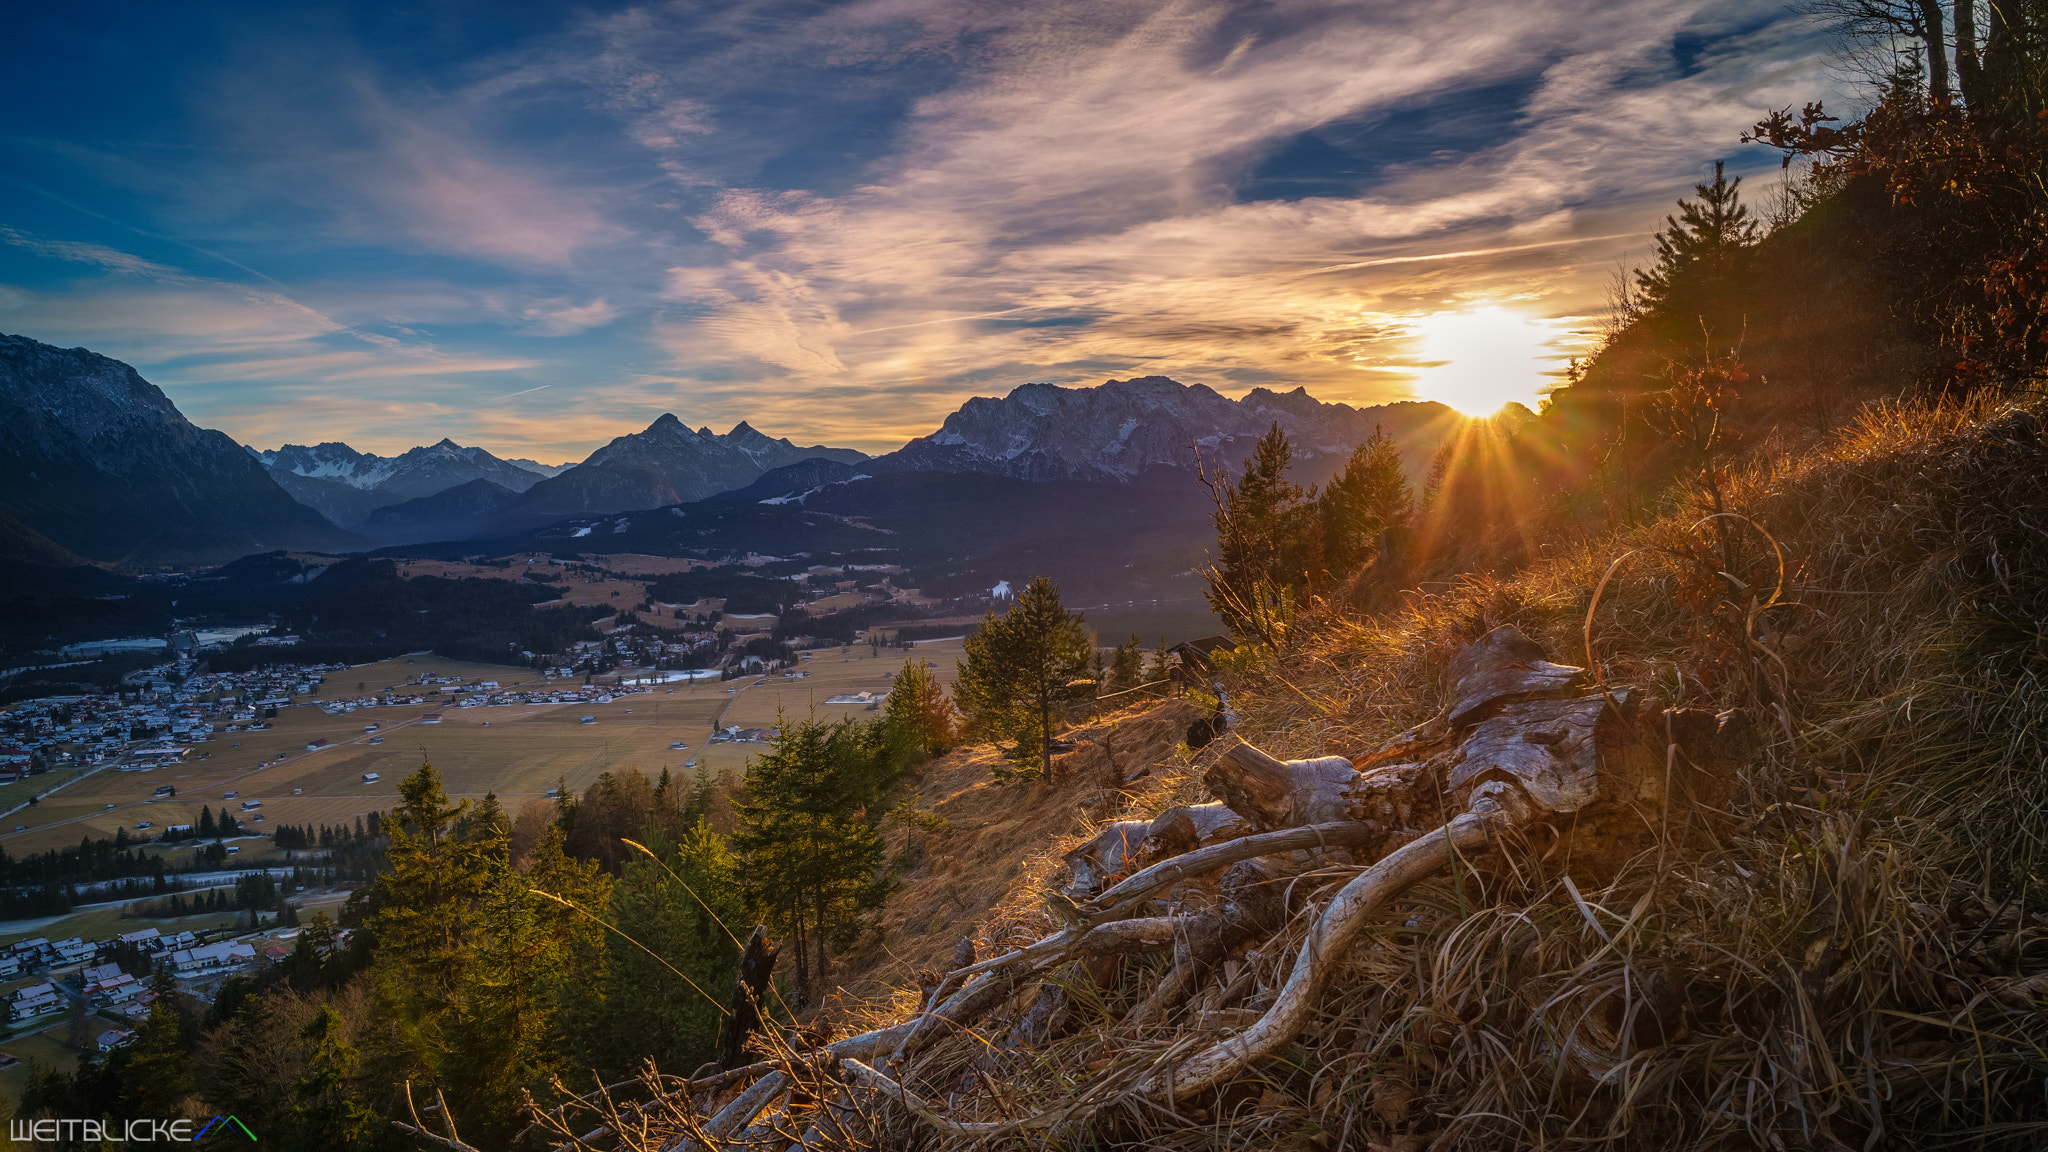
[0,332,1460,566]
[252,439,563,528]
[480,416,869,533]
[879,376,1453,484]
[0,334,351,566]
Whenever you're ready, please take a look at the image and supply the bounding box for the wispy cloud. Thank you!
[2,0,1843,457]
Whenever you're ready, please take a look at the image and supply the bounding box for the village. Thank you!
[2,915,339,1070]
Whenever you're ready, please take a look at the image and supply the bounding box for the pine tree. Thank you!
[1315,425,1415,578]
[1109,633,1147,694]
[953,575,1093,782]
[1633,161,1759,312]
[731,717,896,1006]
[198,806,216,838]
[883,657,957,756]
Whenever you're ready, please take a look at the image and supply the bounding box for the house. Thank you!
[9,983,63,1023]
[0,954,19,979]
[117,928,162,948]
[419,713,443,724]
[50,937,95,965]
[96,1029,136,1052]
[77,962,121,988]
[162,942,256,976]
[305,739,328,750]
[823,690,887,706]
[89,974,143,1007]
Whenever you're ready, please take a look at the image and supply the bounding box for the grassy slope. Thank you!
[763,394,2047,1152]
[1186,392,2048,1150]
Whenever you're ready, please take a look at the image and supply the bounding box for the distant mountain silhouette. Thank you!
[0,333,354,566]
[484,415,867,531]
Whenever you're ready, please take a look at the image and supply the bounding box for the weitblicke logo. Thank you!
[7,1114,257,1141]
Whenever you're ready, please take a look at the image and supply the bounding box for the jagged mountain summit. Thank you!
[872,375,1459,483]
[255,437,559,496]
[504,457,575,478]
[251,437,564,528]
[486,414,868,530]
[0,333,349,566]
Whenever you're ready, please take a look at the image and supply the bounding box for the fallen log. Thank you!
[689,626,1740,1143]
[1140,805,1509,1098]
[1204,742,1359,832]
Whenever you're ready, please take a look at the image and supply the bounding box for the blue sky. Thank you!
[1,0,1846,460]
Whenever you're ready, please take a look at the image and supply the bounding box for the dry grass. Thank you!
[824,698,1205,1013]
[1054,390,2048,1152]
[537,393,2048,1151]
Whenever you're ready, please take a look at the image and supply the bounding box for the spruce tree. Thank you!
[122,967,194,1117]
[1201,423,1311,645]
[1109,634,1147,693]
[567,823,744,1081]
[731,717,895,1006]
[883,656,956,756]
[1633,161,1759,312]
[1316,425,1415,578]
[292,1005,378,1149]
[953,575,1092,782]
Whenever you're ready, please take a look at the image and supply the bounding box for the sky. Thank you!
[0,0,1850,461]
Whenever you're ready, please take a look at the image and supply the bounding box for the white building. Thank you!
[162,941,256,977]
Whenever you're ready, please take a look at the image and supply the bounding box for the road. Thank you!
[0,762,115,825]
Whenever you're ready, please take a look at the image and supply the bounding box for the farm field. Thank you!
[0,1026,102,1103]
[0,641,966,860]
[711,637,965,751]
[1,901,247,949]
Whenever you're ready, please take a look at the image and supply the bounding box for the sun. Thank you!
[1409,306,1565,416]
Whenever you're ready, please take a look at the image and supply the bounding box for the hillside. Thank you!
[573,392,2048,1152]
[0,333,355,566]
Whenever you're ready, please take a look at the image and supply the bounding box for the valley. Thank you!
[1,640,971,861]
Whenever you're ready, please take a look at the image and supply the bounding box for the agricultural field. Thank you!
[692,637,967,774]
[0,1026,100,1102]
[0,644,961,858]
[0,902,246,950]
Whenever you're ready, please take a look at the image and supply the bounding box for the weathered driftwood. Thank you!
[1442,623,1588,726]
[1141,801,1251,859]
[1140,805,1510,1099]
[1125,858,1285,1027]
[1203,743,1359,831]
[1062,819,1152,893]
[699,626,1746,1140]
